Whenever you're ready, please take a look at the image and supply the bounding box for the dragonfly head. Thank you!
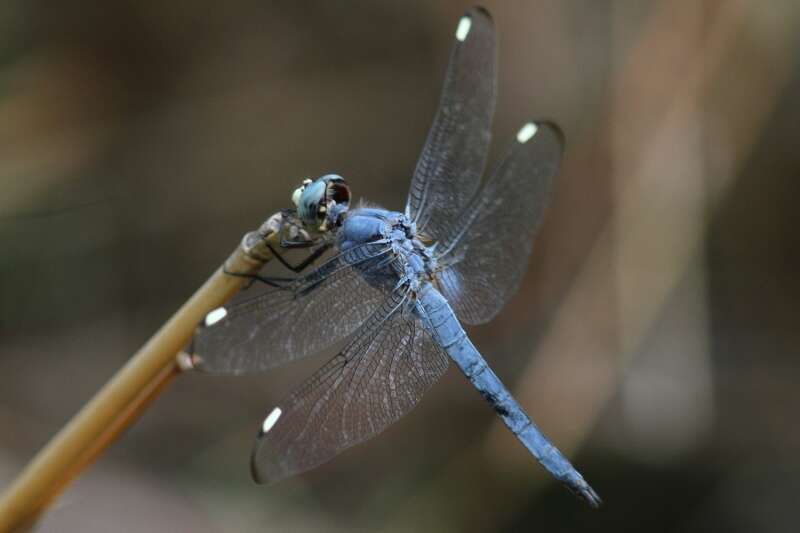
[291,174,351,232]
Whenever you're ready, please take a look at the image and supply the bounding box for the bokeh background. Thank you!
[2,1,799,531]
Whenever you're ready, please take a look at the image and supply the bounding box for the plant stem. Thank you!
[0,229,280,532]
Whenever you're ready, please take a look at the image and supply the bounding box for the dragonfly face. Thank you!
[292,174,351,231]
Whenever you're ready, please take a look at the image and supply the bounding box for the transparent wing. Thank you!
[435,121,562,325]
[251,290,449,483]
[406,6,495,243]
[193,241,396,374]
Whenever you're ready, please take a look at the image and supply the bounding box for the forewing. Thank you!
[406,7,496,243]
[251,291,449,483]
[193,242,393,374]
[436,122,562,325]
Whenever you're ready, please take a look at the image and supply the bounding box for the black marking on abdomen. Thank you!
[480,390,510,417]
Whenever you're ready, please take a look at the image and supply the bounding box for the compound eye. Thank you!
[322,175,350,207]
[291,186,304,207]
[297,180,326,225]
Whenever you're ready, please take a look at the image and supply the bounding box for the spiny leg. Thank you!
[267,242,331,274]
[221,265,293,289]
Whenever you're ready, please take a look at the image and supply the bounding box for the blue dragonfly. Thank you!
[194,7,600,507]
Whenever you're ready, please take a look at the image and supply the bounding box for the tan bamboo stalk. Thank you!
[0,224,281,532]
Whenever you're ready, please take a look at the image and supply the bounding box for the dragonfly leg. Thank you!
[221,265,292,289]
[278,234,316,248]
[267,242,331,274]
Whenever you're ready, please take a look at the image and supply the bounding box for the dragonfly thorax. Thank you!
[338,207,415,247]
[338,206,437,289]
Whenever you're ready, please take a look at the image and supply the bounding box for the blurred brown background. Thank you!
[1,0,799,531]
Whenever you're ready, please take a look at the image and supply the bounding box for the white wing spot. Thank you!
[455,16,472,42]
[204,307,228,327]
[262,407,282,434]
[516,122,538,144]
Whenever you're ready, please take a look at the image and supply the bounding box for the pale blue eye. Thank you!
[296,175,350,227]
[298,180,326,224]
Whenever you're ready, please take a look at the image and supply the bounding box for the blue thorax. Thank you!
[338,206,436,290]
